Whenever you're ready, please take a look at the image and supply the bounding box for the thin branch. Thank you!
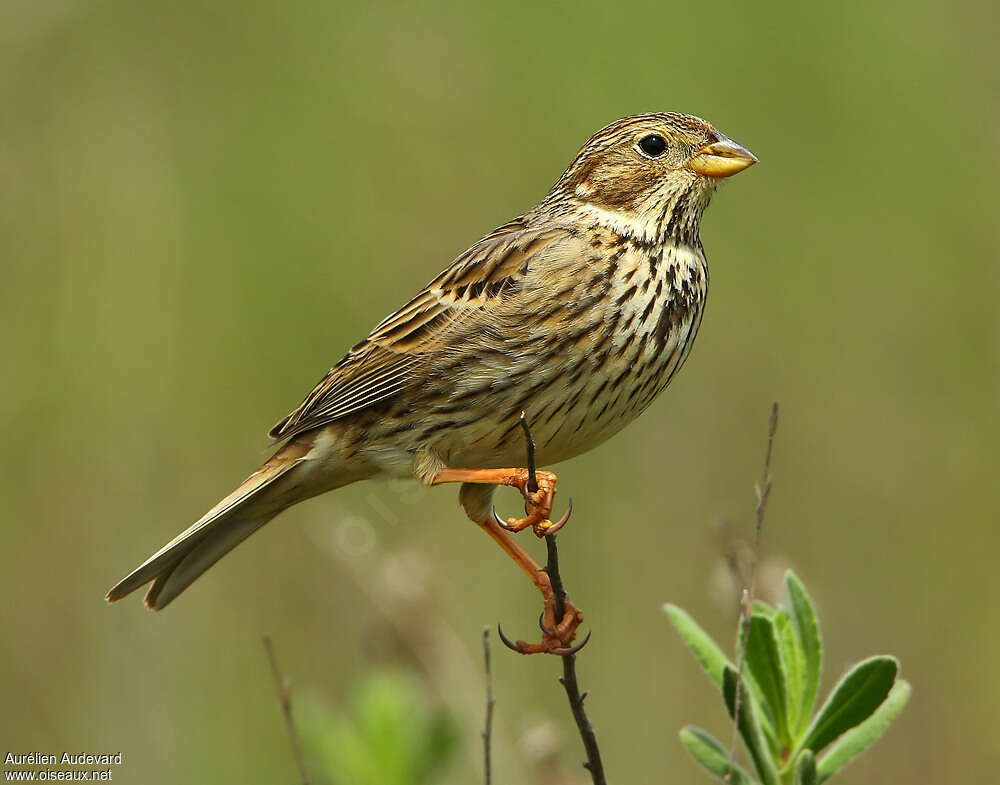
[482,626,495,785]
[262,634,311,785]
[725,402,779,782]
[755,402,779,544]
[515,413,604,782]
[544,534,606,785]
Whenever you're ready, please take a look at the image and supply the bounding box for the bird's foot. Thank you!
[498,596,588,655]
[492,469,572,538]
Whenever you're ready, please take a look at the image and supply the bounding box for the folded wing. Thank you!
[269,219,571,441]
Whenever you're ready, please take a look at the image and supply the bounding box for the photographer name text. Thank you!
[3,753,123,782]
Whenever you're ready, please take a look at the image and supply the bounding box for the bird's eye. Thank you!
[637,134,667,158]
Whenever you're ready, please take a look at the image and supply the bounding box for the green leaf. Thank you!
[794,749,817,785]
[744,613,790,746]
[800,656,898,755]
[723,666,780,785]
[773,609,805,737]
[679,726,759,785]
[785,571,822,730]
[735,617,779,746]
[665,604,733,689]
[752,600,776,618]
[816,680,911,782]
[667,604,776,747]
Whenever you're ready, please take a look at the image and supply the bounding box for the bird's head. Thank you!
[542,112,757,245]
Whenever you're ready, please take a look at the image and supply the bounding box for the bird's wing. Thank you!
[268,219,572,441]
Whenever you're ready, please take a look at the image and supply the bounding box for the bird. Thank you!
[106,112,756,654]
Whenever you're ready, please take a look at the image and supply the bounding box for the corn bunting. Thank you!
[107,113,756,653]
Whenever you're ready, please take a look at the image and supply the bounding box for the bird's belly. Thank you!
[537,312,703,463]
[440,297,705,469]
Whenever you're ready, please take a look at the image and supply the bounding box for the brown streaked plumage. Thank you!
[107,113,756,652]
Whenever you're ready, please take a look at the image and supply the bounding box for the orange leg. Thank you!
[431,468,583,655]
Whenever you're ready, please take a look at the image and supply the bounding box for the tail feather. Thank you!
[143,513,272,609]
[106,441,310,610]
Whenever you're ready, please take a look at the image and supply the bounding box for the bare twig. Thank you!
[482,626,495,785]
[725,402,779,782]
[513,414,604,782]
[755,402,779,543]
[544,534,606,785]
[262,634,311,785]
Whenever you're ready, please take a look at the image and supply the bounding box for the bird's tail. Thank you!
[106,438,317,610]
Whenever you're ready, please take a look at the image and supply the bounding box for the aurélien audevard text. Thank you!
[4,753,123,766]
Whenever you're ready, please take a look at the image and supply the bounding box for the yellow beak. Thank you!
[686,134,758,178]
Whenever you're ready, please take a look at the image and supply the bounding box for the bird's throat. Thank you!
[572,179,712,249]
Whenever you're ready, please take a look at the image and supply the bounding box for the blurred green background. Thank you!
[2,0,997,782]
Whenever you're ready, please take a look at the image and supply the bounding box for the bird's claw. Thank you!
[498,624,592,656]
[496,596,586,655]
[487,468,569,538]
[492,497,573,538]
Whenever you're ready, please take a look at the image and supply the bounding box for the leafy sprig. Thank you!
[665,571,910,785]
